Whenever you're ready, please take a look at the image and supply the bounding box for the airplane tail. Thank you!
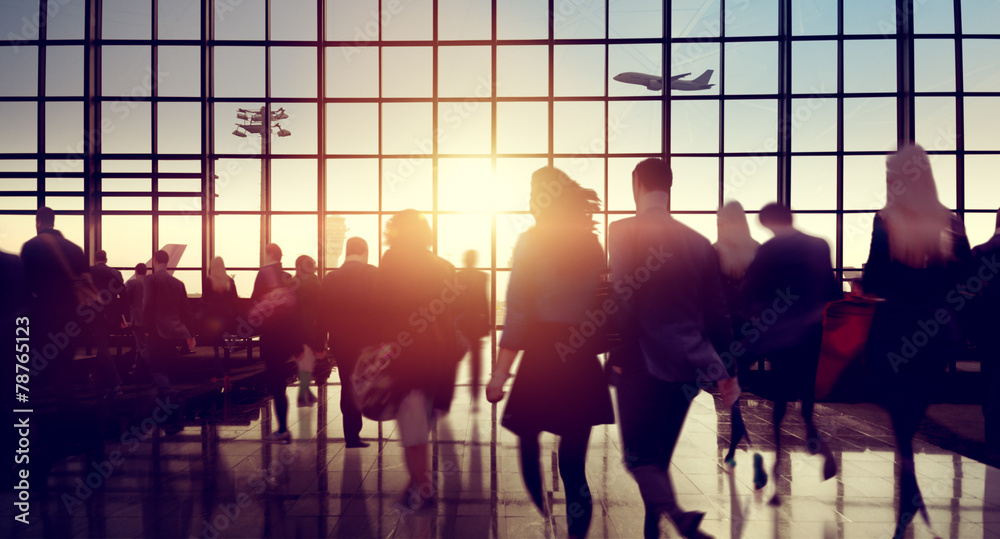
[693,69,714,85]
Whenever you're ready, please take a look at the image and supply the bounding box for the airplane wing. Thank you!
[670,73,691,80]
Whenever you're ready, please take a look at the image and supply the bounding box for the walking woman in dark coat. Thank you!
[486,166,615,539]
[862,144,971,539]
[371,210,466,511]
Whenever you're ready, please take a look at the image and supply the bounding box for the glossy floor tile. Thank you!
[4,367,999,539]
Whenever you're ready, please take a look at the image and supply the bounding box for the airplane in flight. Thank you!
[613,69,715,91]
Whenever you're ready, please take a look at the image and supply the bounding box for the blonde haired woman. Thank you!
[862,144,971,539]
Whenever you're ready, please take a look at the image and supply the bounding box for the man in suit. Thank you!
[971,208,1000,459]
[322,237,377,448]
[20,207,88,406]
[89,249,125,398]
[125,263,148,375]
[143,249,195,432]
[738,203,842,502]
[608,158,735,539]
[252,243,299,444]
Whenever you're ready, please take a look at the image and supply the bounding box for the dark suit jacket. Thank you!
[739,229,841,353]
[322,260,377,358]
[20,229,88,315]
[609,206,732,383]
[456,268,490,338]
[89,262,125,328]
[142,269,192,340]
[970,232,1000,345]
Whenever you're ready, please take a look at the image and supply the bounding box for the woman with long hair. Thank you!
[486,166,615,539]
[201,256,238,371]
[293,254,323,407]
[863,144,970,539]
[371,209,466,511]
[712,201,767,489]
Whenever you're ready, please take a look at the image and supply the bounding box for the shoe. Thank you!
[264,430,291,444]
[345,440,370,449]
[753,453,768,490]
[103,385,123,400]
[821,446,838,481]
[297,395,311,407]
[308,391,318,405]
[673,511,712,539]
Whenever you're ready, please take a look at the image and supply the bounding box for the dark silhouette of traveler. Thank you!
[970,207,1000,460]
[20,207,88,406]
[125,263,148,376]
[738,202,841,504]
[863,145,972,539]
[371,210,466,511]
[201,256,238,371]
[456,249,490,404]
[0,249,29,324]
[142,249,195,433]
[251,243,301,444]
[322,237,377,448]
[607,158,734,539]
[89,249,125,399]
[293,254,323,407]
[485,167,614,539]
[712,201,767,489]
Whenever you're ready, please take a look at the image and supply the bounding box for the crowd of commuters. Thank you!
[3,143,999,539]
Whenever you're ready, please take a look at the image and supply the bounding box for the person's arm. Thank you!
[862,214,890,298]
[703,246,733,371]
[485,347,519,402]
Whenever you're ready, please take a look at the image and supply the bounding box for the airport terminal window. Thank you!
[0,0,998,313]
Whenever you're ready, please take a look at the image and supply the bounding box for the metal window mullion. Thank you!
[490,0,499,375]
[778,0,792,206]
[87,0,102,262]
[718,0,726,210]
[954,0,965,218]
[152,0,160,260]
[897,0,916,143]
[318,0,327,272]
[204,0,215,267]
[835,0,845,282]
[548,0,555,166]
[261,0,272,266]
[432,0,439,255]
[37,0,48,211]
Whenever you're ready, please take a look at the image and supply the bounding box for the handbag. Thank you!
[351,343,399,421]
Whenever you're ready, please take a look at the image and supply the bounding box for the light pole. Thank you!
[232,106,291,265]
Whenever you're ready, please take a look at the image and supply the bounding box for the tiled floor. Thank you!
[6,369,1000,539]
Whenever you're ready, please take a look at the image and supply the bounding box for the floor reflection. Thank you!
[4,369,999,539]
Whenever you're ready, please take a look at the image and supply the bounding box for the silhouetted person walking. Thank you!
[456,249,490,404]
[322,237,376,448]
[252,243,301,444]
[863,145,971,538]
[712,201,767,489]
[293,254,322,407]
[608,159,734,539]
[970,208,1000,460]
[20,207,88,407]
[125,263,148,376]
[738,202,841,504]
[486,167,614,539]
[142,249,195,433]
[89,249,125,399]
[372,210,467,511]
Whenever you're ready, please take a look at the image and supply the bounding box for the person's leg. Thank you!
[395,390,435,510]
[725,399,747,464]
[558,426,593,539]
[889,400,928,539]
[94,328,122,393]
[518,431,547,515]
[469,336,483,402]
[336,348,365,445]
